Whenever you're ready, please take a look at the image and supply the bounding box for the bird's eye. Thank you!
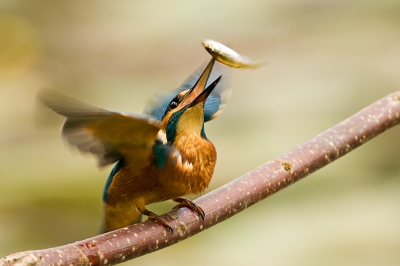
[169,100,178,109]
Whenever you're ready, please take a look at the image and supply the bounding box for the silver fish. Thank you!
[202,39,263,69]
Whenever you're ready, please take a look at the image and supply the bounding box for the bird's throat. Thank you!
[176,104,204,138]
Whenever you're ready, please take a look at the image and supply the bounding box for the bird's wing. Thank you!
[143,61,231,121]
[39,90,162,168]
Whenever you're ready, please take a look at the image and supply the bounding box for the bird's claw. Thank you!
[142,209,173,234]
[173,197,205,220]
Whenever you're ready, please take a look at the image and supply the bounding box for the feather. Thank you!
[38,90,162,167]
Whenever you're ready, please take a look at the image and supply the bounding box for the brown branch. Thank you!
[2,91,400,266]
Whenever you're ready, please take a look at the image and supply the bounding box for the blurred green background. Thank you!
[1,1,400,265]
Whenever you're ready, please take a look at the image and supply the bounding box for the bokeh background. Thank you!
[1,1,400,265]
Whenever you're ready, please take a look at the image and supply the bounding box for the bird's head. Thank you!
[160,59,222,143]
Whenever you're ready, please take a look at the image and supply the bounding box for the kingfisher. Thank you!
[39,58,230,233]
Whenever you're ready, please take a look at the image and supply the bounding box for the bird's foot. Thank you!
[141,209,173,234]
[172,197,205,221]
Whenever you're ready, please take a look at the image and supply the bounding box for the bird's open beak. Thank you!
[188,75,222,108]
[180,58,216,107]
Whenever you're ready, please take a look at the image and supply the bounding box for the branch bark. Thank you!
[2,91,400,266]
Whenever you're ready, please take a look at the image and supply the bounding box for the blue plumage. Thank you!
[152,140,174,170]
[103,159,123,202]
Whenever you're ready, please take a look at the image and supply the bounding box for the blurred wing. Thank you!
[39,90,161,167]
[143,61,231,121]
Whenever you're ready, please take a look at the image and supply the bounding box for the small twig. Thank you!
[2,91,400,266]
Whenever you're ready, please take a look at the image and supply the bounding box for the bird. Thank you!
[38,58,230,233]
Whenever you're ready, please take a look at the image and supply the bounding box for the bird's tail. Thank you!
[100,203,142,233]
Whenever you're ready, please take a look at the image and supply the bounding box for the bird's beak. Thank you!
[188,75,222,108]
[180,58,216,107]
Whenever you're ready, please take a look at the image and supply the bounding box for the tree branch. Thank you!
[2,91,400,266]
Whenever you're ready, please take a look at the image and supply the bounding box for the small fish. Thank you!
[202,39,263,69]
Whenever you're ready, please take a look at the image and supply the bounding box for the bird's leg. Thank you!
[140,207,173,234]
[172,197,205,221]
